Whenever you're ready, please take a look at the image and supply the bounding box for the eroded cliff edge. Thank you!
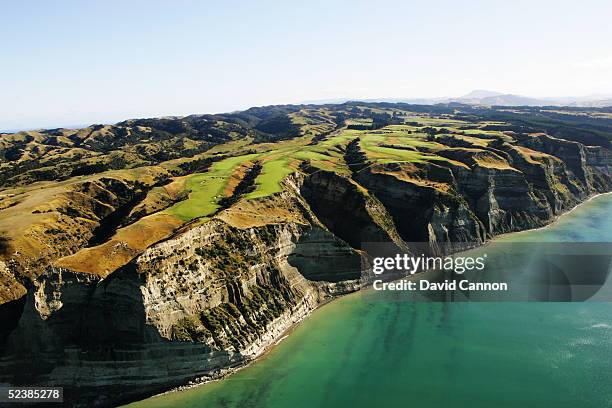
[1,123,611,406]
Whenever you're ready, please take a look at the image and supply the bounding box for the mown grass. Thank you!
[246,156,297,199]
[166,153,259,221]
[354,128,445,165]
[165,109,513,207]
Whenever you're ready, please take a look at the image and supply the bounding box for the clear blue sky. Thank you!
[2,0,612,130]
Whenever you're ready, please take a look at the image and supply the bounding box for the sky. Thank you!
[2,0,612,131]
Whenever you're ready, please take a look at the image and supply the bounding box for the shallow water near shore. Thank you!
[126,194,612,408]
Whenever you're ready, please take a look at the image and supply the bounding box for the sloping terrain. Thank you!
[0,102,611,406]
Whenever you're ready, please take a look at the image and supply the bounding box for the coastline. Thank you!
[131,295,343,404]
[485,192,612,243]
[127,190,612,405]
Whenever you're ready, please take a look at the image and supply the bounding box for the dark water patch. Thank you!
[381,301,402,353]
[318,302,371,406]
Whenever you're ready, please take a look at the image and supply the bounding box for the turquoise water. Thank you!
[127,194,612,408]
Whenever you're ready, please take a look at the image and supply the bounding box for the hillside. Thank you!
[1,102,611,406]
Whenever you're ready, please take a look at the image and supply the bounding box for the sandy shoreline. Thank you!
[131,191,612,404]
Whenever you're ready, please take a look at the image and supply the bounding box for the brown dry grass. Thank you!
[223,162,255,197]
[54,213,182,276]
[217,194,307,228]
[513,145,557,164]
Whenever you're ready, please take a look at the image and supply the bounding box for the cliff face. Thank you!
[299,169,406,251]
[0,217,362,406]
[353,134,612,242]
[1,104,611,407]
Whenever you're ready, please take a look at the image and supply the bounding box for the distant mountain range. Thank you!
[305,90,612,108]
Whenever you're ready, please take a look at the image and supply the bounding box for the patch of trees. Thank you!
[421,126,448,136]
[253,114,300,142]
[346,124,371,130]
[70,162,110,177]
[3,147,23,162]
[218,163,262,209]
[120,118,189,135]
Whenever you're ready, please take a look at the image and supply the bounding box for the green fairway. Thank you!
[163,108,519,209]
[166,153,259,221]
[246,156,296,199]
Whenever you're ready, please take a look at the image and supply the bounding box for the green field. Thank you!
[161,108,524,215]
[246,156,296,199]
[166,153,259,221]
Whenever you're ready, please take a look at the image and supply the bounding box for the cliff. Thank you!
[1,103,611,406]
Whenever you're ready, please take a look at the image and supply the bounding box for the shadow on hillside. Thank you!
[0,235,9,257]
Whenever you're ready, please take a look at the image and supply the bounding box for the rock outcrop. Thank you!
[0,194,362,406]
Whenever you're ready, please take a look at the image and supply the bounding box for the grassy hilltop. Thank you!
[1,102,612,300]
